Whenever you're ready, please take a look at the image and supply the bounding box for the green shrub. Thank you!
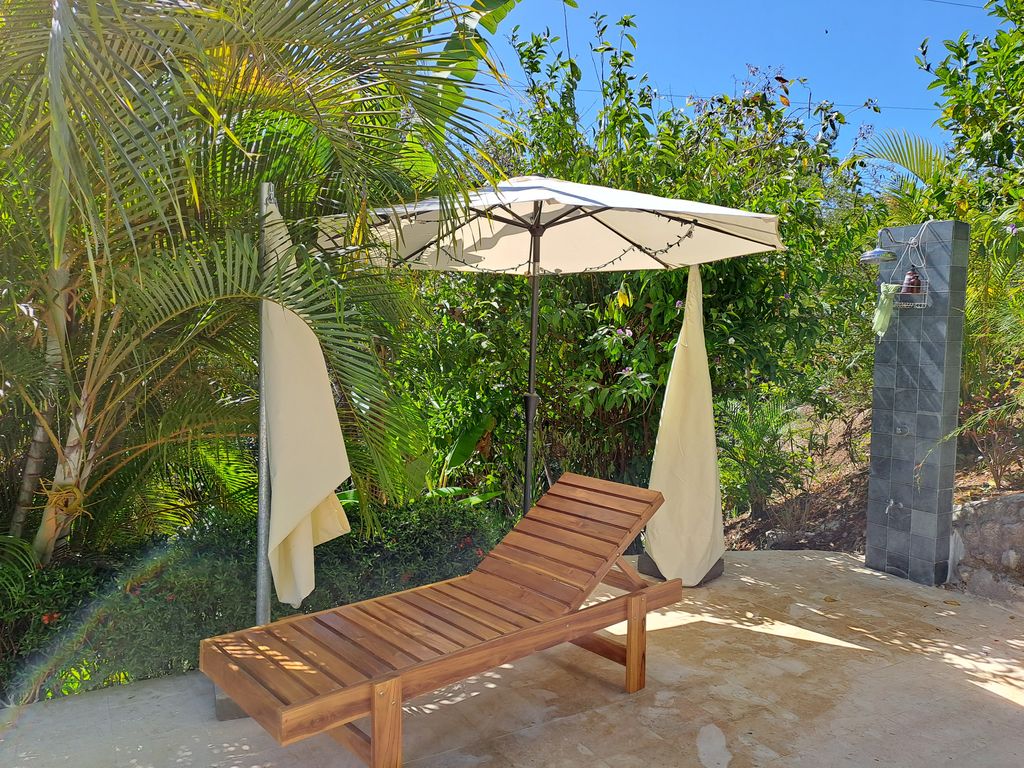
[304,497,503,611]
[718,395,812,518]
[0,564,105,700]
[2,497,500,703]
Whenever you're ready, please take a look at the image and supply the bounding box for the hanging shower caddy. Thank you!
[872,222,933,310]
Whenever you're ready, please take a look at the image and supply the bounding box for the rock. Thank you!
[962,567,1018,601]
[952,492,1024,603]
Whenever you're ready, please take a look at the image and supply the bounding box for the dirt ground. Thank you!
[725,467,871,553]
[725,409,1024,554]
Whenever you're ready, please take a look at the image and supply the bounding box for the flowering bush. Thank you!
[0,564,103,703]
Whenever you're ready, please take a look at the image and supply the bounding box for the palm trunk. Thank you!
[8,407,53,537]
[10,267,68,539]
[33,399,91,564]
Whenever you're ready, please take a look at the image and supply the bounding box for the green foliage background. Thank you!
[390,16,883,511]
[2,498,499,703]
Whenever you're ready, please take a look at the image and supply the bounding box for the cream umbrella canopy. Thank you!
[318,175,784,516]
[323,175,783,275]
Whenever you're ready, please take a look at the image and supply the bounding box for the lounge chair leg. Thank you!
[625,593,647,693]
[371,676,403,768]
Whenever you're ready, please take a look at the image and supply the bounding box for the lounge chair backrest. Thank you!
[466,472,663,620]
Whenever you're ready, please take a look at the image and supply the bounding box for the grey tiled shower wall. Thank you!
[865,221,969,586]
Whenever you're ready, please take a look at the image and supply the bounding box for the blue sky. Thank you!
[485,0,1001,155]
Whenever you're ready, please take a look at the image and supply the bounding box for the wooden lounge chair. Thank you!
[200,473,682,767]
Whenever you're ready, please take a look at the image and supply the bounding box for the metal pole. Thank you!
[255,182,274,626]
[522,202,542,515]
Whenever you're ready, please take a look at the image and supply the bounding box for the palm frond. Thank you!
[858,130,949,185]
[76,233,422,513]
[0,334,52,418]
[0,535,38,604]
[79,440,260,553]
[0,0,514,553]
[1,0,505,283]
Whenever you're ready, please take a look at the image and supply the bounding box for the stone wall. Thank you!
[951,492,1024,601]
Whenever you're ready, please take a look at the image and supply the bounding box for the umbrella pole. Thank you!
[255,183,273,626]
[523,217,542,515]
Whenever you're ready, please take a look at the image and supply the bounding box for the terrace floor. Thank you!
[2,551,1022,768]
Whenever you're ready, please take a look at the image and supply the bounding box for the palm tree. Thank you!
[0,0,512,564]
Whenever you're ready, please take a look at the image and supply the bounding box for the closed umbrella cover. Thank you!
[262,200,351,608]
[645,265,724,585]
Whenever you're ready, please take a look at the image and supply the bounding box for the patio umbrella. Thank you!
[258,184,352,613]
[318,175,784,518]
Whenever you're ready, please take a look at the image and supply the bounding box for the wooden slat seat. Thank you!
[201,473,682,766]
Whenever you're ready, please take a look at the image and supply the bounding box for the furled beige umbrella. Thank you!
[257,183,351,615]
[645,265,724,585]
[317,176,784,586]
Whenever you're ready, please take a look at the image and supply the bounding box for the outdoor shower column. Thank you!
[865,220,969,586]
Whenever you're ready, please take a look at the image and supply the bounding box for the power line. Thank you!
[505,80,940,113]
[919,0,987,8]
[832,102,938,112]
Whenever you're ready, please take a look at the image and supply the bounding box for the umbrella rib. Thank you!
[653,212,780,250]
[496,204,536,229]
[481,211,529,229]
[393,210,486,265]
[541,206,612,231]
[539,205,588,229]
[588,213,673,269]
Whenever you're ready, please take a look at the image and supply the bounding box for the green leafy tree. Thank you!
[394,14,881,511]
[925,2,1024,224]
[922,0,1024,367]
[718,394,810,518]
